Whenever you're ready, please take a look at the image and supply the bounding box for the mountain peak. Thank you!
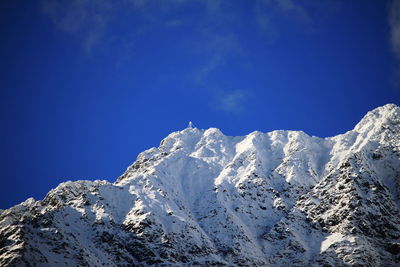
[1,104,400,266]
[354,103,400,133]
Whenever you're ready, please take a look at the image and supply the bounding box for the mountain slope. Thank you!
[1,104,400,266]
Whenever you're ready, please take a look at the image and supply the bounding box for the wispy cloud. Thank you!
[40,0,187,54]
[255,0,313,35]
[389,0,400,85]
[40,0,328,58]
[214,89,251,115]
[186,0,337,115]
[41,0,114,54]
[254,0,341,39]
[40,0,336,113]
[193,33,242,85]
[389,0,400,59]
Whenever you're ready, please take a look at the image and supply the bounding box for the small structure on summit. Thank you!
[188,121,194,128]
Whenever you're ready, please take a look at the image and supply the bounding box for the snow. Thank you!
[1,104,400,266]
[320,233,356,253]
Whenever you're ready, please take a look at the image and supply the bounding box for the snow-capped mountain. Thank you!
[1,104,400,266]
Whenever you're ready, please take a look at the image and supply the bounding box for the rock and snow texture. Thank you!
[1,104,400,266]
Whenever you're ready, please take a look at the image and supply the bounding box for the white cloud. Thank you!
[216,90,251,115]
[40,0,195,54]
[41,0,329,58]
[255,0,313,34]
[192,32,242,85]
[41,0,113,53]
[389,0,400,60]
[276,0,312,25]
[254,0,340,36]
[389,0,400,85]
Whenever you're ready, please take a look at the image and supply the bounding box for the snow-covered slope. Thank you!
[1,104,400,266]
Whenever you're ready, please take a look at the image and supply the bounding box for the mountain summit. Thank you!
[1,104,400,266]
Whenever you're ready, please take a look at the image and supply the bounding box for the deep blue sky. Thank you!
[1,0,400,208]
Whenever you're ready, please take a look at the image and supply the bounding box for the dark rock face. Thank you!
[1,104,400,266]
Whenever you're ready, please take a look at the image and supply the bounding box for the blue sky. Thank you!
[1,0,400,208]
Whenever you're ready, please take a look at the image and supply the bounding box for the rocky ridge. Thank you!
[1,104,400,266]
